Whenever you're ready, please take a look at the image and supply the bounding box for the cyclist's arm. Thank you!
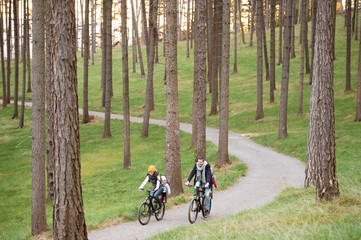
[187,165,197,182]
[205,164,212,186]
[155,175,161,190]
[139,176,149,189]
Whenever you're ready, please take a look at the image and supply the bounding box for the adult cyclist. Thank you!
[185,158,212,216]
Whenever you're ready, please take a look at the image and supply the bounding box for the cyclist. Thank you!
[185,158,212,216]
[139,165,164,211]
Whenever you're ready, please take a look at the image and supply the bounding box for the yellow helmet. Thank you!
[148,165,156,172]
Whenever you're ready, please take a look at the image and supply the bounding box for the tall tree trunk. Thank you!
[52,1,88,237]
[155,1,160,64]
[298,0,307,116]
[187,0,190,58]
[278,0,293,139]
[46,0,55,202]
[31,0,49,235]
[207,0,213,92]
[210,0,221,115]
[290,0,296,59]
[26,0,31,94]
[91,0,96,65]
[195,0,207,160]
[6,0,11,104]
[80,0,84,58]
[12,0,19,119]
[255,0,264,120]
[346,0,352,91]
[83,0,90,124]
[355,0,359,41]
[277,0,283,66]
[305,0,339,201]
[304,0,310,74]
[131,0,145,78]
[249,0,256,47]
[132,9,136,73]
[190,17,198,149]
[1,0,6,109]
[217,0,231,167]
[308,0,317,84]
[141,0,149,54]
[165,0,183,196]
[142,0,159,137]
[178,0,185,41]
[101,19,106,107]
[352,0,356,35]
[262,9,270,82]
[103,0,112,138]
[270,0,276,103]
[239,0,245,44]
[357,14,361,121]
[19,0,27,128]
[266,0,269,30]
[122,0,131,169]
[233,0,238,74]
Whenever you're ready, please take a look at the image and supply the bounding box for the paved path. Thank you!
[7,102,305,239]
[86,109,305,240]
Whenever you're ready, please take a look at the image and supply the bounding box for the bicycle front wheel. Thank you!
[188,199,198,224]
[155,204,165,221]
[138,202,151,225]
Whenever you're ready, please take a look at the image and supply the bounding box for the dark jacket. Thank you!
[187,163,212,188]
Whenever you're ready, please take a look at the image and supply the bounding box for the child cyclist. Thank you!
[139,165,164,211]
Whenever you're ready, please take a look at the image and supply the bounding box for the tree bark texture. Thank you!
[191,5,198,149]
[131,0,145,78]
[255,0,264,120]
[12,0,19,119]
[305,0,339,201]
[1,0,7,109]
[270,0,276,102]
[346,0,352,91]
[52,0,88,238]
[262,8,270,82]
[122,0,131,169]
[233,0,238,73]
[19,0,28,128]
[278,0,293,139]
[82,0,90,124]
[6,0,11,104]
[195,0,207,160]
[239,0,245,44]
[249,0,256,47]
[103,0,112,138]
[207,0,213,92]
[308,0,317,84]
[26,1,31,94]
[298,0,307,116]
[277,0,283,66]
[165,0,183,196]
[217,0,231,167]
[31,0,49,235]
[142,0,159,137]
[356,17,361,121]
[187,0,190,58]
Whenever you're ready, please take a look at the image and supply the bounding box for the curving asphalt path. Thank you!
[85,109,305,240]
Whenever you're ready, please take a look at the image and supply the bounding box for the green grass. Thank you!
[1,14,361,240]
[0,107,244,240]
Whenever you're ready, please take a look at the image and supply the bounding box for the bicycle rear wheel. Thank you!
[155,204,165,221]
[201,197,212,218]
[138,202,151,225]
[188,199,198,224]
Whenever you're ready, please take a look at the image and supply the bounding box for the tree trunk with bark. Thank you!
[52,1,88,238]
[6,0,11,104]
[207,0,213,92]
[45,0,55,202]
[103,0,112,138]
[233,0,238,73]
[195,0,207,160]
[31,0,49,235]
[239,0,245,44]
[142,0,159,137]
[298,0,307,116]
[1,0,6,109]
[131,0,145,78]
[270,0,276,102]
[26,1,31,94]
[83,0,90,124]
[217,0,231,167]
[19,0,28,128]
[277,0,283,66]
[12,0,19,119]
[187,0,190,58]
[249,0,256,47]
[262,8,270,82]
[356,16,361,122]
[122,0,131,169]
[278,0,293,139]
[290,0,296,59]
[255,0,264,120]
[91,0,96,65]
[165,0,183,195]
[346,0,352,91]
[305,0,340,202]
[308,0,317,84]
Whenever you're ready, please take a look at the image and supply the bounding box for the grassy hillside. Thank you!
[0,14,360,239]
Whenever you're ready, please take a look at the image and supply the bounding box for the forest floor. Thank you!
[83,107,305,240]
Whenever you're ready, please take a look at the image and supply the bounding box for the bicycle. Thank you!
[187,184,212,224]
[137,189,166,225]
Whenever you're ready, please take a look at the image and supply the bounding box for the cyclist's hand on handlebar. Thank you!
[138,187,143,191]
[205,183,209,188]
[185,181,189,186]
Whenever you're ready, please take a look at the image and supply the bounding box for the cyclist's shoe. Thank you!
[155,204,163,213]
[204,209,209,217]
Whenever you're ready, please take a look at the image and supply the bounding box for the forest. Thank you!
[0,0,361,239]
